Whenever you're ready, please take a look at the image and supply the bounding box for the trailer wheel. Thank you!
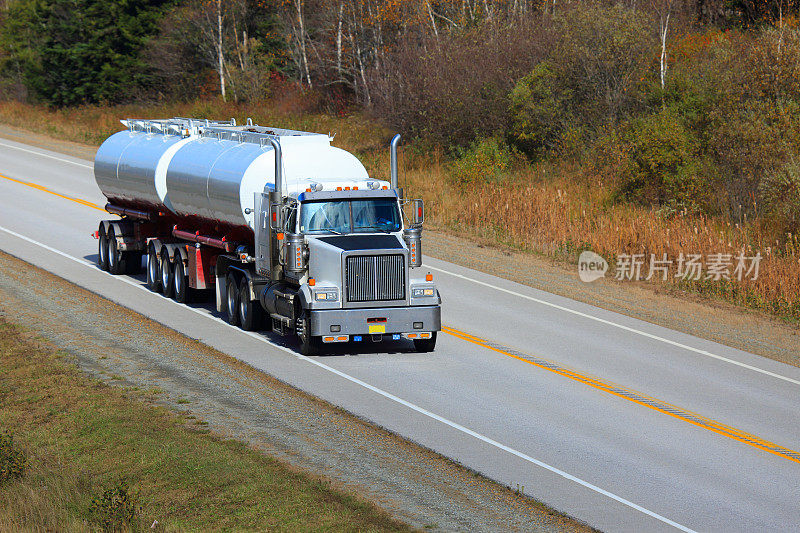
[238,278,262,331]
[146,244,161,292]
[297,311,321,356]
[413,332,437,353]
[225,274,240,326]
[97,225,109,271]
[174,259,192,303]
[107,226,125,275]
[160,249,175,298]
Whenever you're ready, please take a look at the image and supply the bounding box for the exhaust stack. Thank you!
[390,134,401,191]
[270,138,283,198]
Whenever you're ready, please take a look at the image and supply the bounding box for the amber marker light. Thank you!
[426,273,433,281]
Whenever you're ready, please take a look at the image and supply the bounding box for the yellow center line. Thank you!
[442,325,800,465]
[0,172,106,212]
[6,171,798,465]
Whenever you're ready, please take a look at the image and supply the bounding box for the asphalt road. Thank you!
[1,137,799,532]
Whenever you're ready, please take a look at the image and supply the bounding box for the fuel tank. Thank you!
[94,118,369,231]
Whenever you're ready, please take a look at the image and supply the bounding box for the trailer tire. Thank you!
[146,245,161,292]
[160,249,175,298]
[97,225,109,271]
[174,259,191,303]
[413,332,437,353]
[297,311,321,356]
[107,226,125,275]
[238,278,262,331]
[225,274,240,326]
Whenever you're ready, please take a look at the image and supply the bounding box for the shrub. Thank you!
[449,136,525,186]
[760,160,800,234]
[507,62,573,160]
[613,110,711,213]
[88,482,138,531]
[0,432,26,483]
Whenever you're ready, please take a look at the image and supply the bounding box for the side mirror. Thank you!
[412,199,424,227]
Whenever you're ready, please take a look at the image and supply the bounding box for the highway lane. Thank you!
[1,137,799,532]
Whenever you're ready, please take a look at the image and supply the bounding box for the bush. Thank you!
[507,62,572,160]
[760,160,800,234]
[613,110,711,213]
[0,432,26,483]
[449,136,525,186]
[88,482,138,531]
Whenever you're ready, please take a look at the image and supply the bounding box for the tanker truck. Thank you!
[93,117,440,355]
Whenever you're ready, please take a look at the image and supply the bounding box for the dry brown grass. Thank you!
[1,99,798,320]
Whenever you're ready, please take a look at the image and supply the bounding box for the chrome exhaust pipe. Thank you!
[390,134,401,190]
[269,138,283,198]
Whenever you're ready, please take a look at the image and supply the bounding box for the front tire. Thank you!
[297,312,321,356]
[238,278,262,331]
[413,332,437,353]
[225,274,240,326]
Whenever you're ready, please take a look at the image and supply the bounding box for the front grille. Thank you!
[346,255,405,302]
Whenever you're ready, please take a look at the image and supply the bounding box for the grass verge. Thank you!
[0,318,410,532]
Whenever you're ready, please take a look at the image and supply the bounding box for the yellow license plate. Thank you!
[368,324,386,334]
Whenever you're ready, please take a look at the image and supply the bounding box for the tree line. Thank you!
[1,0,799,230]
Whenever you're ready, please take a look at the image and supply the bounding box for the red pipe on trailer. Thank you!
[172,226,236,253]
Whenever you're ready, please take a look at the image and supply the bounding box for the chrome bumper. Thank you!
[309,305,441,336]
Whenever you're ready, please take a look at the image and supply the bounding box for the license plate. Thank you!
[368,324,386,334]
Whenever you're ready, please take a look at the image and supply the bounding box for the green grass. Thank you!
[0,319,410,532]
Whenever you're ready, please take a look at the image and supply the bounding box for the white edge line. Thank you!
[3,138,792,387]
[427,264,800,387]
[0,224,696,533]
[0,140,93,169]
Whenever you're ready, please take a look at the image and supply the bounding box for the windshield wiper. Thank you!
[354,225,393,233]
[317,227,346,235]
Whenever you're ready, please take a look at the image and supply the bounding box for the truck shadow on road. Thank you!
[83,254,423,358]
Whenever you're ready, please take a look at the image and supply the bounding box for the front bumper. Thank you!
[309,305,441,336]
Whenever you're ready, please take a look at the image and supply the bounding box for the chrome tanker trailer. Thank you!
[93,117,440,355]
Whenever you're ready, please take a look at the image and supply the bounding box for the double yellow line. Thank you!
[443,325,800,465]
[4,170,799,465]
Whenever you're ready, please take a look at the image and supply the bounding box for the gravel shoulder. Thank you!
[2,122,796,369]
[0,250,590,533]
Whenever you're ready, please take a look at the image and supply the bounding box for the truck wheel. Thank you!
[174,259,192,303]
[97,225,109,271]
[413,332,437,353]
[160,249,175,298]
[107,226,126,275]
[225,274,240,326]
[146,245,161,292]
[297,312,321,356]
[238,278,262,331]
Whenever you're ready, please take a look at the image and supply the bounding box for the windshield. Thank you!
[300,198,401,235]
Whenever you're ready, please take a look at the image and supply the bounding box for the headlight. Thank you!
[412,288,435,297]
[315,290,338,301]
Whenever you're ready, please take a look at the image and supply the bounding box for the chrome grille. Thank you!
[346,255,405,302]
